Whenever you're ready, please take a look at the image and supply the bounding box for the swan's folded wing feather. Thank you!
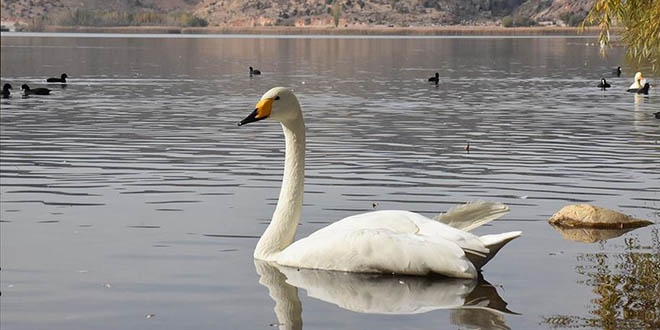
[433,201,510,232]
[277,228,478,278]
[308,210,421,237]
[306,210,489,256]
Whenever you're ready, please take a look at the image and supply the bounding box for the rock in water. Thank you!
[548,204,653,229]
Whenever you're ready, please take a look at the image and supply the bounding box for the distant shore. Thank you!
[34,25,607,36]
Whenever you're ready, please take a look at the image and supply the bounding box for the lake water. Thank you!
[1,33,658,330]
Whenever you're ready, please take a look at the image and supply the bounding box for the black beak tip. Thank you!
[238,108,263,127]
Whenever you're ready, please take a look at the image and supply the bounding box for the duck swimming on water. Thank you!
[428,72,439,85]
[47,73,68,83]
[237,87,521,279]
[636,82,650,95]
[597,78,611,89]
[2,83,11,98]
[249,67,261,76]
[613,66,622,77]
[21,84,51,96]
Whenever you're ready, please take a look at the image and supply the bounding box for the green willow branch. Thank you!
[582,0,660,66]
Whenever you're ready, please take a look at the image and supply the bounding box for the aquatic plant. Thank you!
[542,228,660,330]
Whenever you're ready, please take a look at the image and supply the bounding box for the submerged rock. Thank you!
[548,204,654,229]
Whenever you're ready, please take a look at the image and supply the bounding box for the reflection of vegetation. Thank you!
[542,228,660,329]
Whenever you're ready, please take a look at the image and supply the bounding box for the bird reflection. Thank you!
[255,260,516,330]
[255,261,303,330]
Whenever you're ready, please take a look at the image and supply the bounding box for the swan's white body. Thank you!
[629,72,647,90]
[239,87,521,279]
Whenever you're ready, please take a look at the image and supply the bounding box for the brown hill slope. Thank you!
[2,0,595,28]
[194,0,525,27]
[1,0,201,24]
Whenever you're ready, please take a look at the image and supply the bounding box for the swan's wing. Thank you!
[433,201,509,232]
[277,226,479,278]
[307,210,489,255]
[307,210,420,237]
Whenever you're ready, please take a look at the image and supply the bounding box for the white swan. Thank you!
[238,87,521,279]
[627,71,647,91]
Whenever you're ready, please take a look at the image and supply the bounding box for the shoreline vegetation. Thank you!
[30,25,607,36]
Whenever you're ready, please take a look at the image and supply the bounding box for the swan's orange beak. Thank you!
[238,98,274,126]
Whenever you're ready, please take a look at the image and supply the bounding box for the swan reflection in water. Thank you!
[255,260,516,330]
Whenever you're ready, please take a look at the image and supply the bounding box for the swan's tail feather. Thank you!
[465,231,521,270]
[434,201,510,232]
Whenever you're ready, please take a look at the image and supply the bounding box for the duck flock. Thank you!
[1,65,653,99]
[1,67,265,98]
[2,72,68,98]
[596,67,650,95]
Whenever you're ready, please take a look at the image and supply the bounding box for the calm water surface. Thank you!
[1,33,659,330]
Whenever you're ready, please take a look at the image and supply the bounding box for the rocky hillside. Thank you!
[2,0,595,29]
[1,0,202,28]
[515,0,594,22]
[193,0,523,27]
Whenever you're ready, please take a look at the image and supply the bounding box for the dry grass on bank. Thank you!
[41,25,607,36]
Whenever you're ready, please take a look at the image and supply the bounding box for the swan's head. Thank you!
[20,84,29,91]
[634,71,643,82]
[238,87,301,126]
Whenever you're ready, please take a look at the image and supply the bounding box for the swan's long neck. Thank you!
[254,116,306,261]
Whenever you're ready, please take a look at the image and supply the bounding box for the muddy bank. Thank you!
[38,25,606,36]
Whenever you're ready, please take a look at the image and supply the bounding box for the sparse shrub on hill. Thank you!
[179,13,209,27]
[332,0,340,27]
[28,15,46,31]
[274,17,296,26]
[501,14,536,27]
[559,11,587,27]
[48,8,207,27]
[501,15,513,27]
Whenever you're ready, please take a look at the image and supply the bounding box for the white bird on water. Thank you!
[238,87,521,279]
[627,71,647,92]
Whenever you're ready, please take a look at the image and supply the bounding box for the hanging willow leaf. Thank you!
[582,0,660,68]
